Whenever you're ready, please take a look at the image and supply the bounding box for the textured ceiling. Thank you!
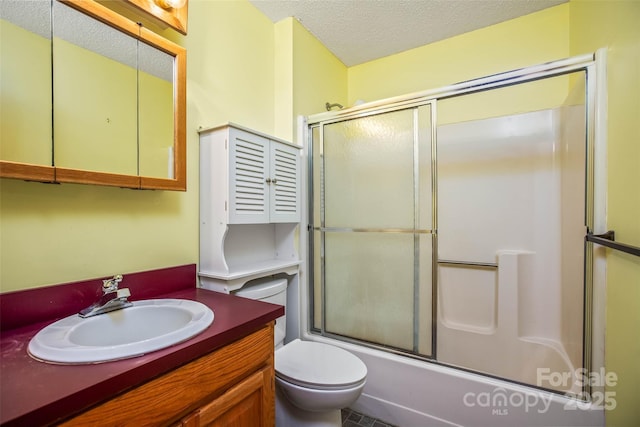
[249,0,567,66]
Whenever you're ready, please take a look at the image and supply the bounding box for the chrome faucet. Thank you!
[79,274,132,318]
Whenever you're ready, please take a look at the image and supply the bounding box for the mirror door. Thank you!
[53,0,138,177]
[0,0,186,190]
[0,0,54,181]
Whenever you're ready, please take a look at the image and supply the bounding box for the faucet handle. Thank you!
[117,288,131,299]
[102,274,123,293]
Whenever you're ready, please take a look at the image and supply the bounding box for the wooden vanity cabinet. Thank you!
[177,367,271,426]
[61,323,275,427]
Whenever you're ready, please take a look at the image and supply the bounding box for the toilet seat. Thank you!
[275,339,367,390]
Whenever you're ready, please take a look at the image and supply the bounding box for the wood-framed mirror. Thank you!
[0,0,186,191]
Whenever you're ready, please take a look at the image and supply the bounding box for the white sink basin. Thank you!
[28,299,214,364]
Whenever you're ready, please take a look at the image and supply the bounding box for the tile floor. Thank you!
[341,408,396,427]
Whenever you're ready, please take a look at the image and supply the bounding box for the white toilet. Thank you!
[235,277,367,427]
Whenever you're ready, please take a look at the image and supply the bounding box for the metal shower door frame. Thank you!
[306,52,600,395]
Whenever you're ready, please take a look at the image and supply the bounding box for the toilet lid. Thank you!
[275,339,367,389]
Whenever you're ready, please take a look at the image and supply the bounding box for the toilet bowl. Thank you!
[234,278,367,427]
[276,339,367,419]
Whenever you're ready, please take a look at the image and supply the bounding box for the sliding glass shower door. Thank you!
[310,105,434,356]
[435,72,588,392]
[308,55,596,394]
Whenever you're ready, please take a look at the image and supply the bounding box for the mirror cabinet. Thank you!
[0,0,186,190]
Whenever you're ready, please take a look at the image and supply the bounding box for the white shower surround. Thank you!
[436,107,585,394]
[296,52,607,427]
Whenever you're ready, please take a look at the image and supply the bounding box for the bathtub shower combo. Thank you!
[302,53,606,426]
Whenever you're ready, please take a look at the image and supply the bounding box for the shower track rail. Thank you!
[587,230,640,257]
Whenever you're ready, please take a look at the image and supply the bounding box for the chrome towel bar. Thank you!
[586,230,640,257]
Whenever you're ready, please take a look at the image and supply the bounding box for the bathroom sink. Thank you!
[28,299,214,364]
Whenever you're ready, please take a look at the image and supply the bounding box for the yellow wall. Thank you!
[274,19,294,140]
[347,4,570,106]
[570,1,640,425]
[184,0,275,136]
[273,17,348,142]
[291,19,348,139]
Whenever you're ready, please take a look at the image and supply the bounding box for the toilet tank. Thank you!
[234,277,287,348]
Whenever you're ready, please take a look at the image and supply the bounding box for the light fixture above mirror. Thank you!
[154,0,187,10]
[123,0,188,35]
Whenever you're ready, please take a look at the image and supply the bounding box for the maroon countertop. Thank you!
[0,264,284,426]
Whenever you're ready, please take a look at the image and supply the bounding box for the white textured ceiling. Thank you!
[249,0,567,66]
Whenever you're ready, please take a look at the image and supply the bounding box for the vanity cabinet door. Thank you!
[228,128,300,224]
[179,368,273,427]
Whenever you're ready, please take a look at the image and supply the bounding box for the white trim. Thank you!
[590,47,608,395]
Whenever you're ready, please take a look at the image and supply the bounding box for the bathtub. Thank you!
[294,248,605,427]
[302,332,604,427]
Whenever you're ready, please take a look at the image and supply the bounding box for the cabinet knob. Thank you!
[265,178,271,184]
[272,178,278,184]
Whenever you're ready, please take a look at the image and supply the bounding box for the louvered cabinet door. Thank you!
[269,142,299,223]
[229,128,270,224]
[228,128,300,224]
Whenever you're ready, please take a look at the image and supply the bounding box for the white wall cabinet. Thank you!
[198,123,302,293]
[229,127,300,224]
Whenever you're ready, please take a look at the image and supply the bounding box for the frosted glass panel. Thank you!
[323,110,415,229]
[417,105,433,231]
[311,105,434,356]
[417,233,433,356]
[312,229,322,330]
[324,232,415,351]
[311,126,323,231]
